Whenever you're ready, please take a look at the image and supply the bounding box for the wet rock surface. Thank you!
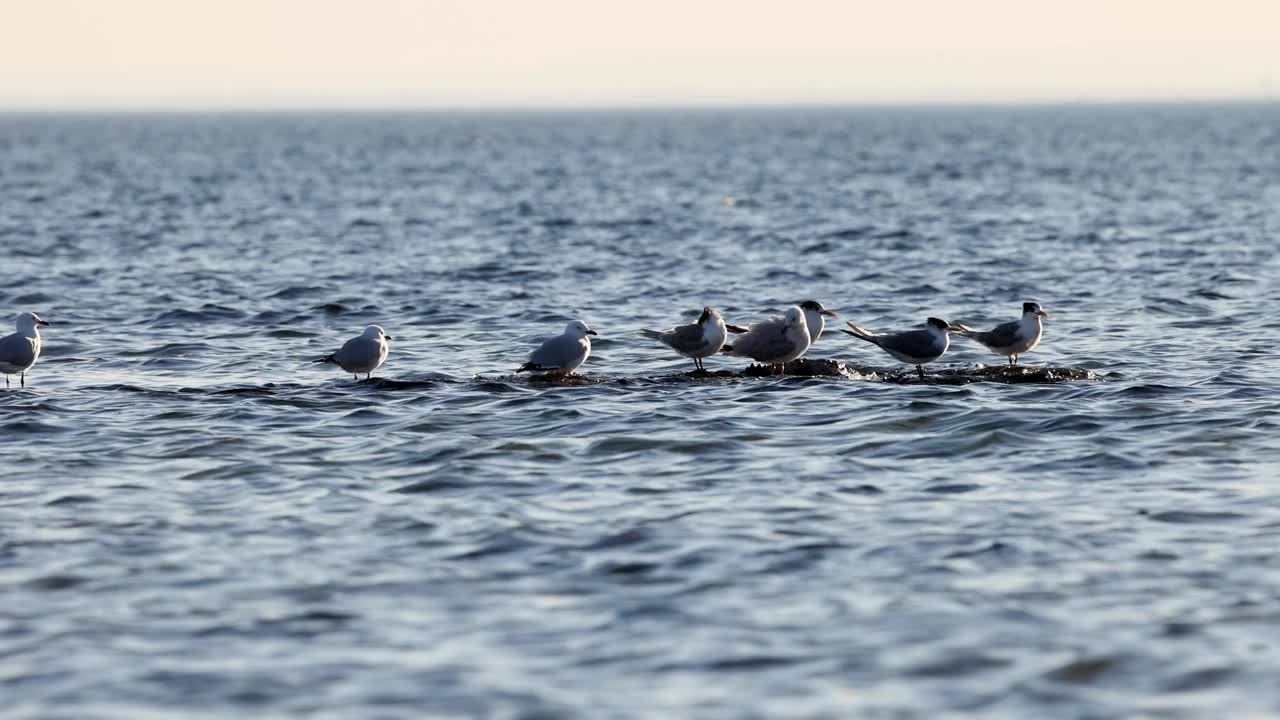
[491,358,1099,385]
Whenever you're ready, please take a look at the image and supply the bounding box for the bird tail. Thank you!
[838,322,878,344]
[720,344,734,354]
[313,354,336,364]
[725,324,749,334]
[517,362,539,373]
[638,329,663,341]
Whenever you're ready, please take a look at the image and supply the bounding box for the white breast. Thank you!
[803,309,824,343]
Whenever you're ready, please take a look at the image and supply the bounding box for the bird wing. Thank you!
[748,329,800,360]
[528,334,584,370]
[730,318,796,359]
[974,320,1022,348]
[749,314,786,334]
[662,322,708,355]
[333,336,380,367]
[0,333,36,371]
[877,329,943,358]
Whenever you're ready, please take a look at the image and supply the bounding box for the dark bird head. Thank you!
[1022,301,1051,318]
[799,299,839,317]
[697,306,720,324]
[927,317,951,331]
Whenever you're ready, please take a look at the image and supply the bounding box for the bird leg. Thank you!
[20,373,24,387]
[916,365,925,380]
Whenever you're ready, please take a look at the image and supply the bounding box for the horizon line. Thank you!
[1,96,1277,116]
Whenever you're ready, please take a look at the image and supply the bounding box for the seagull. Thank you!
[639,306,727,372]
[721,306,811,375]
[0,312,51,388]
[839,317,954,380]
[313,325,392,380]
[726,299,838,343]
[951,301,1051,366]
[518,320,597,376]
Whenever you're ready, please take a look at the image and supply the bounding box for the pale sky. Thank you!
[1,0,1278,110]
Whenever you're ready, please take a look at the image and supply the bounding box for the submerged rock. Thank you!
[507,372,605,386]
[848,363,1100,385]
[692,358,856,379]
[487,360,1097,386]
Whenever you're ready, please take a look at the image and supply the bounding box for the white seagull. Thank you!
[518,320,597,376]
[0,312,51,388]
[951,301,1051,366]
[721,306,811,375]
[314,325,392,380]
[840,316,954,380]
[727,299,838,344]
[639,306,727,372]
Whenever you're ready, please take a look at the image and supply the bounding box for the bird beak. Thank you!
[820,309,839,317]
[1037,309,1051,318]
[37,319,51,327]
[949,323,972,332]
[587,330,598,336]
[383,334,392,340]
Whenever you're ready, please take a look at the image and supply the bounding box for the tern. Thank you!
[839,317,954,379]
[0,312,52,388]
[951,301,1051,366]
[518,320,597,376]
[721,306,811,375]
[314,324,392,380]
[639,306,727,371]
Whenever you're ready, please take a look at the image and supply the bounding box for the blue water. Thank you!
[2,105,1280,717]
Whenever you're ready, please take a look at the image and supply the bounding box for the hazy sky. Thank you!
[2,0,1278,109]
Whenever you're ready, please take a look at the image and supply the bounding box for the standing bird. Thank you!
[951,301,1051,366]
[0,312,51,388]
[721,306,811,375]
[639,306,727,372]
[518,320,597,376]
[726,299,839,344]
[839,317,954,380]
[314,324,392,380]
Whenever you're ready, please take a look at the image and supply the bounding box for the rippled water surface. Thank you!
[3,106,1280,718]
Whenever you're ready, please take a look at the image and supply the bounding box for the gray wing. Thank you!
[0,333,36,370]
[973,320,1022,348]
[663,323,708,354]
[748,330,800,360]
[529,334,584,369]
[333,336,380,366]
[878,329,943,358]
[735,321,797,360]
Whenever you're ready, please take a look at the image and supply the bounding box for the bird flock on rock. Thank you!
[0,302,1051,387]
